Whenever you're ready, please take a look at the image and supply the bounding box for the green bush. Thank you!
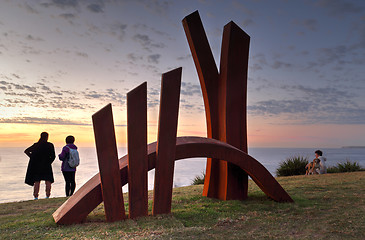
[276,156,308,177]
[327,160,364,173]
[191,172,205,185]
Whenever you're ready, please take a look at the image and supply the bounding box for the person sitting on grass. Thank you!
[315,150,327,174]
[305,150,327,175]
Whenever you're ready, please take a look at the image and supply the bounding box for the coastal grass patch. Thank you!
[1,172,364,239]
[327,160,365,173]
[276,156,308,176]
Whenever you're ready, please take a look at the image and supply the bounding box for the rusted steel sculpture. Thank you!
[153,68,182,215]
[127,82,148,219]
[53,11,293,225]
[183,11,250,200]
[92,104,126,222]
[53,136,293,224]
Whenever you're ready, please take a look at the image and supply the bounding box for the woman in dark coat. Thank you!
[24,132,55,199]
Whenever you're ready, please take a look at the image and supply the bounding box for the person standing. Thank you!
[58,135,78,197]
[24,132,55,199]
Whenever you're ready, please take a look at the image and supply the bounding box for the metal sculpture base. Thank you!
[53,136,293,224]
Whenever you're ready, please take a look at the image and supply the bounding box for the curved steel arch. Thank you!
[53,136,293,225]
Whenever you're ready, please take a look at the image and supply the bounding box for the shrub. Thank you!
[276,156,308,177]
[191,172,205,185]
[327,166,339,173]
[327,160,364,173]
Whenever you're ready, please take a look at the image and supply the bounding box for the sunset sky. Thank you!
[1,0,364,148]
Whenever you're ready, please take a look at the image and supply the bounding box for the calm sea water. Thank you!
[0,146,364,203]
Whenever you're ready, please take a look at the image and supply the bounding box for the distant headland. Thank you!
[342,146,365,149]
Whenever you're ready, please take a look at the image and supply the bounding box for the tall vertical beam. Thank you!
[127,82,148,219]
[182,11,220,134]
[152,68,182,215]
[92,104,125,222]
[182,10,222,199]
[219,22,250,199]
[183,10,250,200]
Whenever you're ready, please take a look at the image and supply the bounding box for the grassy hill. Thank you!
[1,172,364,239]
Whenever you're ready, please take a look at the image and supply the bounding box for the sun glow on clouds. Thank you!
[1,0,365,148]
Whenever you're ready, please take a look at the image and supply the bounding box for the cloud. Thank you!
[251,53,267,67]
[0,117,89,126]
[87,3,104,13]
[307,44,364,71]
[3,92,43,98]
[83,89,126,105]
[132,23,170,38]
[317,0,364,17]
[26,35,44,41]
[177,54,191,61]
[76,52,88,58]
[232,0,254,17]
[148,87,160,96]
[132,34,165,51]
[248,99,311,115]
[0,80,38,93]
[242,18,254,27]
[147,54,161,64]
[20,44,42,55]
[84,92,105,99]
[23,3,39,14]
[317,45,347,65]
[250,63,263,72]
[127,53,143,62]
[293,19,318,31]
[135,0,170,16]
[12,74,20,79]
[248,84,365,124]
[271,60,292,69]
[59,13,76,19]
[41,0,79,9]
[110,23,127,42]
[181,82,201,96]
[181,104,196,110]
[0,76,127,111]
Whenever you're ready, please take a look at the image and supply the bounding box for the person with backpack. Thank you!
[58,135,79,197]
[24,132,56,199]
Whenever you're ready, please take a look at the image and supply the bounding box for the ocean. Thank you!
[0,146,364,203]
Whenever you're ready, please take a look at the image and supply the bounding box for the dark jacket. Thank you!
[24,142,56,186]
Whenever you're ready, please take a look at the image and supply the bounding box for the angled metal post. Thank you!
[152,68,182,215]
[92,103,126,222]
[127,82,148,219]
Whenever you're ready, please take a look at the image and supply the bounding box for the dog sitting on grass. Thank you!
[305,158,320,175]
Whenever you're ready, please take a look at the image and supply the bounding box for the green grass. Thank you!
[1,172,365,239]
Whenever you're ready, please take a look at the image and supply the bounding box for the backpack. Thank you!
[66,146,80,168]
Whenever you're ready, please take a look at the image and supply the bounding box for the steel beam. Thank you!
[92,103,125,222]
[127,82,148,219]
[152,68,182,215]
